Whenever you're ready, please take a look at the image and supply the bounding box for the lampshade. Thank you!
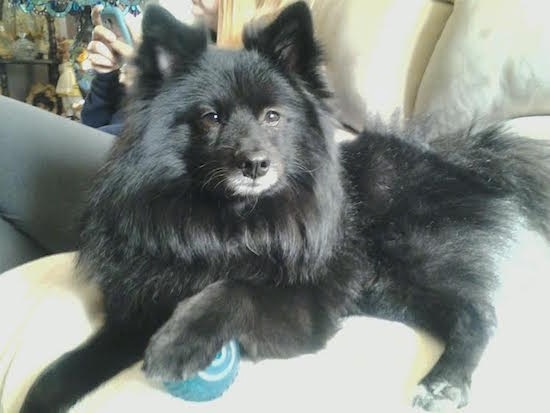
[8,1,144,17]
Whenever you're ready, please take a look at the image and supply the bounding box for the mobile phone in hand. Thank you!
[101,5,134,46]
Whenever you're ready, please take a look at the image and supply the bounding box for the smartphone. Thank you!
[100,5,134,46]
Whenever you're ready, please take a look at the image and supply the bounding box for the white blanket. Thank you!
[1,243,550,412]
[0,253,443,412]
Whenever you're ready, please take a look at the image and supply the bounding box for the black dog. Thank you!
[22,3,550,412]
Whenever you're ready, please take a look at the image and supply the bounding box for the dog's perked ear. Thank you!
[243,1,327,95]
[135,5,208,90]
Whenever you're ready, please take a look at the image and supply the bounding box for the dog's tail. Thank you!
[432,124,550,238]
[20,325,151,412]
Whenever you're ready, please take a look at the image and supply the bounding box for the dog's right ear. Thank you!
[135,5,208,89]
[242,2,326,96]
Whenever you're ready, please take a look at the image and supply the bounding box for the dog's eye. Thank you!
[202,111,221,124]
[264,110,280,125]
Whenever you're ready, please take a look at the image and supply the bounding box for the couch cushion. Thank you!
[414,0,550,134]
[311,0,452,130]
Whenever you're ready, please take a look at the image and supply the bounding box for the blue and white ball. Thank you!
[163,340,240,402]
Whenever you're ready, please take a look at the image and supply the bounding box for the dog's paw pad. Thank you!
[412,379,469,412]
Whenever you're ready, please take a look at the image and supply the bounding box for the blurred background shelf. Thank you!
[0,57,59,96]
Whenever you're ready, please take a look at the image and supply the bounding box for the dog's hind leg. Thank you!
[361,283,496,412]
[411,301,496,412]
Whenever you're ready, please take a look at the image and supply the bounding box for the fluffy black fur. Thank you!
[21,3,550,412]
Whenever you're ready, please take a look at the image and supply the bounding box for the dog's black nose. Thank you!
[239,152,271,179]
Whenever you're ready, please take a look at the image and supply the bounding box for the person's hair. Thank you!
[216,0,299,48]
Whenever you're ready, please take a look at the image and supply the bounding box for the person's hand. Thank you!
[191,0,219,31]
[87,5,135,74]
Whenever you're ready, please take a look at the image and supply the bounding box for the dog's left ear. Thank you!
[243,2,325,92]
[135,5,208,90]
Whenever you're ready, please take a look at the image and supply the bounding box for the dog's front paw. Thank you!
[142,283,231,381]
[412,376,470,412]
[143,325,223,381]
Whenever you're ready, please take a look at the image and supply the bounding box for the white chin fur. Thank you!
[228,168,279,196]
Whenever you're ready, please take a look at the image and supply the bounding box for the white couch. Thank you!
[2,1,550,412]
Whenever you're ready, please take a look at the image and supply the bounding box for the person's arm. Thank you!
[81,70,124,129]
[81,5,135,135]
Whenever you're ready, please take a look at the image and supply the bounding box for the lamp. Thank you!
[1,0,144,100]
[8,1,144,17]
